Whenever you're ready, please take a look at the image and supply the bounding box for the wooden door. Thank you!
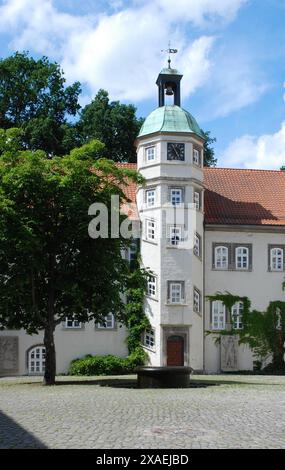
[167,335,184,366]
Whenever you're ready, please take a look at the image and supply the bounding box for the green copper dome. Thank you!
[138,105,205,139]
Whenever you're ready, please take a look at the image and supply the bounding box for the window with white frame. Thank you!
[145,146,155,162]
[193,288,201,313]
[194,233,201,257]
[28,346,46,374]
[212,301,226,330]
[270,247,284,271]
[146,219,156,241]
[144,329,155,350]
[236,246,249,270]
[147,276,157,298]
[97,313,115,329]
[193,148,201,166]
[146,189,156,207]
[170,188,183,206]
[65,318,81,328]
[168,225,183,246]
[194,191,201,210]
[215,246,229,269]
[168,281,185,304]
[231,302,243,330]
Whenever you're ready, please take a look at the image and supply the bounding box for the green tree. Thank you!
[203,131,217,167]
[0,131,144,385]
[78,89,143,163]
[0,52,81,155]
[240,302,285,371]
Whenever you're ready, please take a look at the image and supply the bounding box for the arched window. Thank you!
[270,248,283,271]
[231,302,244,330]
[28,346,46,375]
[215,246,228,269]
[236,246,249,270]
[212,301,226,330]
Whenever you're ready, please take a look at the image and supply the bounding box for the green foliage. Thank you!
[207,292,285,370]
[123,251,150,360]
[77,89,143,163]
[203,130,217,167]
[206,292,251,335]
[68,352,146,376]
[0,137,144,383]
[0,52,81,155]
[240,301,285,369]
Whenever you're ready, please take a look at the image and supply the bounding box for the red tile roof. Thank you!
[117,164,285,226]
[204,168,285,226]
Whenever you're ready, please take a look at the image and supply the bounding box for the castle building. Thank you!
[1,65,285,376]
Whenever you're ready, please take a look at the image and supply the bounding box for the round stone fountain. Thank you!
[136,366,193,388]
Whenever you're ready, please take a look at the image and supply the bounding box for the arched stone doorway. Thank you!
[167,335,184,366]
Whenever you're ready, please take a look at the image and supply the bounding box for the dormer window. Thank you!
[146,146,155,162]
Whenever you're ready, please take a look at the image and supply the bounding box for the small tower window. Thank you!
[147,276,157,298]
[146,219,156,241]
[168,225,183,246]
[194,191,201,210]
[170,188,183,206]
[146,189,156,207]
[193,148,201,166]
[145,146,155,162]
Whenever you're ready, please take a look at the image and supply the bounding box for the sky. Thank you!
[0,0,284,169]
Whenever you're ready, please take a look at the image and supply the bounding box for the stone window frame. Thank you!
[212,243,252,271]
[167,281,186,305]
[167,224,185,247]
[145,145,156,163]
[193,147,202,167]
[145,187,156,207]
[96,313,117,331]
[268,245,285,272]
[168,186,185,206]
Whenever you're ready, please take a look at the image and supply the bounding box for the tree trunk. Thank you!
[43,323,56,386]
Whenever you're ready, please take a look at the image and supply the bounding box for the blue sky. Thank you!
[0,0,284,168]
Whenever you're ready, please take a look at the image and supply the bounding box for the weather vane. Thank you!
[161,41,178,69]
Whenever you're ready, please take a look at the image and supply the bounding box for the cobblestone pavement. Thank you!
[0,374,285,449]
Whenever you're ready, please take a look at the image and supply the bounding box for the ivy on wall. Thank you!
[123,249,151,364]
[207,291,285,371]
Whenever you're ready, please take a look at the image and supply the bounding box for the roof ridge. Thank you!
[205,167,284,173]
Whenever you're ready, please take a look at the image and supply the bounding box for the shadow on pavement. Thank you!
[0,411,47,449]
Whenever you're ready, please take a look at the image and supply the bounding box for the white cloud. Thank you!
[220,122,285,169]
[0,0,248,102]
